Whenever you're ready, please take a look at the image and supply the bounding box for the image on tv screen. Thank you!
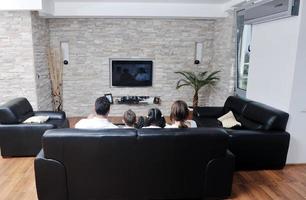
[111,60,153,87]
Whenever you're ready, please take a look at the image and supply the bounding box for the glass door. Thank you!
[236,10,252,97]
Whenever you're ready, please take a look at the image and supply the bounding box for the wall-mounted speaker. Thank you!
[60,42,69,65]
[194,42,203,65]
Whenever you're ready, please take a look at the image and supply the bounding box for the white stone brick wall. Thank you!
[0,11,38,109]
[0,13,235,116]
[48,18,236,117]
[209,12,236,106]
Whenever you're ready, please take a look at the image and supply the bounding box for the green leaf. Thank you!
[176,79,191,89]
[175,70,221,92]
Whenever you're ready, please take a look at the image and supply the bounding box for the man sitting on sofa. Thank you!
[75,96,118,129]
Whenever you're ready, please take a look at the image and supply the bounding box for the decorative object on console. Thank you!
[47,49,63,111]
[104,93,113,104]
[153,97,161,104]
[113,96,159,105]
[175,70,220,108]
[118,96,140,104]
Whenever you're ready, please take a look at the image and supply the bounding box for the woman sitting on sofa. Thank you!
[143,108,166,128]
[166,100,197,128]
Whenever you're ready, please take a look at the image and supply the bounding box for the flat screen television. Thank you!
[111,60,153,87]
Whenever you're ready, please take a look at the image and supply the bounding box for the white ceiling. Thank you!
[40,0,243,18]
[53,0,232,4]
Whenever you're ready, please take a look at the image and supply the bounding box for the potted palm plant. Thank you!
[175,70,220,108]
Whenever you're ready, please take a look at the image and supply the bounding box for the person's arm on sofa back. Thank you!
[34,111,66,120]
[193,107,224,118]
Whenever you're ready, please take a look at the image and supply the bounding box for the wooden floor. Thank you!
[0,157,305,200]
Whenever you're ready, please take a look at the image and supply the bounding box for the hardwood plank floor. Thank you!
[0,157,37,200]
[0,156,305,200]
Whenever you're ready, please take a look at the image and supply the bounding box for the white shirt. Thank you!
[165,120,197,128]
[75,117,118,129]
[143,125,162,128]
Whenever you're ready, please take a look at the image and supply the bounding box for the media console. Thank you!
[112,96,161,105]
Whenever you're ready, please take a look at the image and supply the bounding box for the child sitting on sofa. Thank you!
[143,108,166,128]
[166,100,197,128]
[122,109,137,128]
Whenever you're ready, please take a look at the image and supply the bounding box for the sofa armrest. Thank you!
[0,123,55,129]
[34,111,66,120]
[0,123,56,157]
[193,107,224,118]
[227,130,290,170]
[35,150,68,200]
[204,150,235,198]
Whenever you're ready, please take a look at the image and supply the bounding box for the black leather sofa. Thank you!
[0,98,69,157]
[35,128,234,200]
[193,96,290,170]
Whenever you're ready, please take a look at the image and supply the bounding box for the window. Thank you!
[236,10,252,96]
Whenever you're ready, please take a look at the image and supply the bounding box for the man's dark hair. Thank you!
[123,109,136,127]
[95,96,111,116]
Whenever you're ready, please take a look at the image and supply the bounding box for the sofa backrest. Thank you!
[223,96,289,131]
[240,101,289,131]
[136,128,228,199]
[43,128,229,200]
[223,96,250,118]
[0,97,33,124]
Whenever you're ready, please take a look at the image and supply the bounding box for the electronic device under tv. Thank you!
[111,60,153,87]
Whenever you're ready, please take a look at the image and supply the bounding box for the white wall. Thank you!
[0,11,38,109]
[0,0,41,10]
[247,1,306,163]
[286,0,306,163]
[247,17,300,112]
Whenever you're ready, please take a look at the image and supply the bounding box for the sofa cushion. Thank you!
[241,102,289,131]
[43,128,138,200]
[193,107,224,118]
[0,98,34,124]
[136,128,229,198]
[46,119,69,128]
[238,117,263,130]
[193,117,222,128]
[23,116,50,124]
[218,111,241,128]
[223,96,250,118]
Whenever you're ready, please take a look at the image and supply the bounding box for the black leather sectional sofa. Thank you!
[35,128,235,200]
[0,98,69,157]
[193,96,290,170]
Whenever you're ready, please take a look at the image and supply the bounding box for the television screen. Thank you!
[111,60,153,87]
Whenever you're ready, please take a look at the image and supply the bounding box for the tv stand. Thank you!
[113,96,160,105]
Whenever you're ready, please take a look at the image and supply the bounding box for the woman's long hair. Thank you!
[170,100,189,128]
